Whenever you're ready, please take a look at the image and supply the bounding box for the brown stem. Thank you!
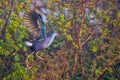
[90,60,97,79]
[78,1,86,80]
[25,52,35,69]
[112,66,120,79]
[71,52,78,79]
[72,1,86,79]
[94,55,120,80]
[36,51,44,61]
[82,29,97,47]
[0,0,13,40]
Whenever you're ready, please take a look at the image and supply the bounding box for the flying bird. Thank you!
[23,9,59,68]
[26,32,59,51]
[23,9,59,52]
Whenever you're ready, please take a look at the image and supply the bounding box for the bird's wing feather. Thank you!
[23,9,41,40]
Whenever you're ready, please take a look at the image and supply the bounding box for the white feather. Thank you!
[41,15,48,23]
[25,41,33,47]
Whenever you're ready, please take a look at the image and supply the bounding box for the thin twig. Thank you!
[52,72,62,80]
[90,60,97,79]
[0,0,13,40]
[25,51,44,69]
[94,55,120,80]
[36,51,44,61]
[25,52,35,69]
[78,1,86,80]
[82,29,97,47]
[112,66,120,79]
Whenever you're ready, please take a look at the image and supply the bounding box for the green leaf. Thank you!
[66,35,73,41]
[95,69,101,75]
[0,9,4,16]
[105,16,110,22]
[0,19,5,27]
[92,46,97,52]
[14,55,20,62]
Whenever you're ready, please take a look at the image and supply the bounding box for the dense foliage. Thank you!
[0,0,120,80]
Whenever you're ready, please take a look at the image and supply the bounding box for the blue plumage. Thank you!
[29,32,59,51]
[38,14,47,39]
[23,9,59,52]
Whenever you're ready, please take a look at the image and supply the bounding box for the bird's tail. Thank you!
[25,41,33,47]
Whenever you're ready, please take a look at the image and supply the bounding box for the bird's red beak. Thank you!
[57,33,60,36]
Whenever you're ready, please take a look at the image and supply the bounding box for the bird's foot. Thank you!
[36,54,44,61]
[36,51,44,61]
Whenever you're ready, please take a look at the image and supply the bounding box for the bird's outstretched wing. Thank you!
[23,9,42,40]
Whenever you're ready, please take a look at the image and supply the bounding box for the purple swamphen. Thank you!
[25,32,59,51]
[23,9,59,68]
[23,9,59,51]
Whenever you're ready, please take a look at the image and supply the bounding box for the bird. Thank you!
[26,32,59,52]
[23,9,59,51]
[23,9,59,68]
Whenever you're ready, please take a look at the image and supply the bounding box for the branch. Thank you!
[25,52,35,69]
[78,1,86,80]
[82,29,97,47]
[25,51,44,69]
[90,60,97,79]
[112,65,120,79]
[71,0,87,79]
[94,55,120,80]
[0,0,13,40]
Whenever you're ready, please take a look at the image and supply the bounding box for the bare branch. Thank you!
[94,55,120,80]
[82,29,97,47]
[0,0,14,40]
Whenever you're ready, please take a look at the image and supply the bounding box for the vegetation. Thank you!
[0,0,120,80]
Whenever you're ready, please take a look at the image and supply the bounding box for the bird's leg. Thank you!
[35,51,44,61]
[25,52,34,69]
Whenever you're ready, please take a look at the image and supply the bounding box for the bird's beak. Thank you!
[57,33,60,37]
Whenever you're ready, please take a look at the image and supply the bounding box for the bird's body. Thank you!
[26,32,59,51]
